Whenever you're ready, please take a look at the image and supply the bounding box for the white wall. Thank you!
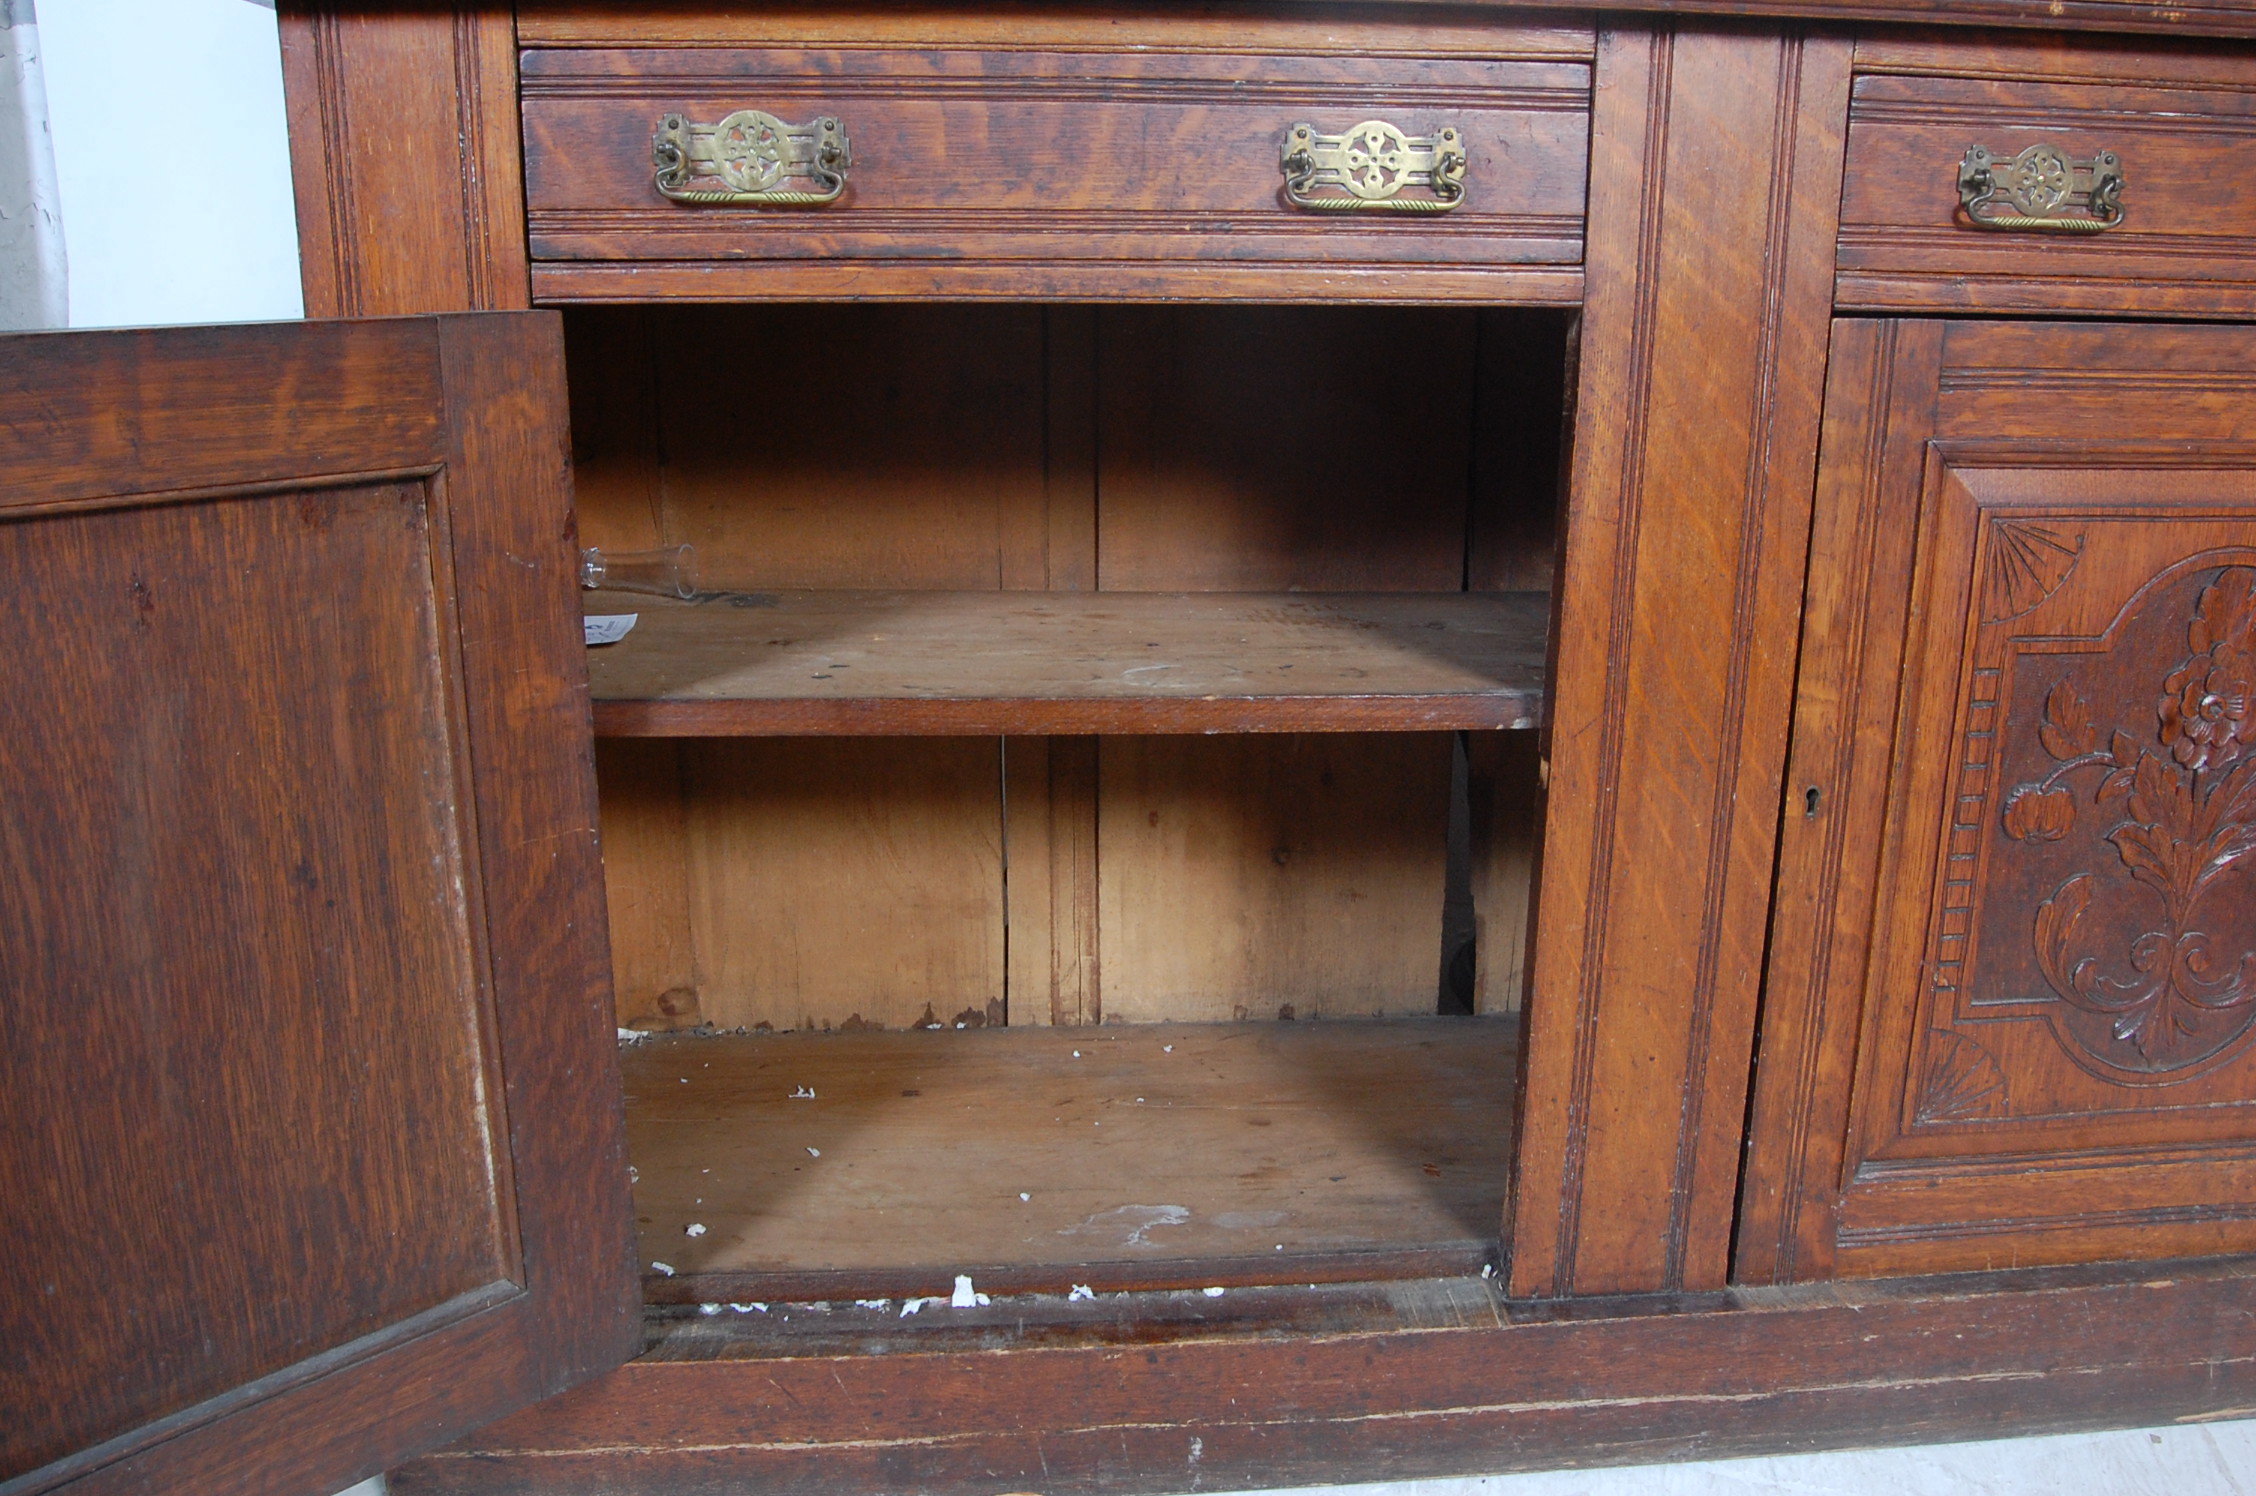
[40,0,299,327]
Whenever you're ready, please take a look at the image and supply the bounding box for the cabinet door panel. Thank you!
[0,317,635,1496]
[1742,320,2256,1281]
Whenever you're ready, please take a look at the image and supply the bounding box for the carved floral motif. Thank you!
[2000,568,2256,1074]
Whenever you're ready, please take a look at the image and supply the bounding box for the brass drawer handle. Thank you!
[653,110,850,206]
[1957,143,2123,234]
[1280,121,1466,214]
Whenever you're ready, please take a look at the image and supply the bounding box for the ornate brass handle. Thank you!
[1957,143,2123,233]
[1280,121,1466,213]
[652,110,850,206]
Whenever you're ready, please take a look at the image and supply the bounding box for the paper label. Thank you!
[584,613,638,647]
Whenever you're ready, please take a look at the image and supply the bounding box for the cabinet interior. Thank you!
[563,302,1574,1302]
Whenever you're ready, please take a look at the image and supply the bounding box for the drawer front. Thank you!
[1837,42,2256,317]
[519,43,1590,302]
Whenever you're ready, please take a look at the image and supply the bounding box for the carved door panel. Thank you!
[0,317,636,1495]
[1739,320,2256,1282]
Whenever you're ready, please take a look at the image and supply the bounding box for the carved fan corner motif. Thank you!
[1915,1030,2009,1123]
[1985,521,2085,624]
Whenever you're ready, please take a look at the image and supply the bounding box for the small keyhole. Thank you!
[1804,785,1822,818]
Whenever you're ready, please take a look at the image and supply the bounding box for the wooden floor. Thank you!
[585,589,1550,735]
[621,1017,1517,1301]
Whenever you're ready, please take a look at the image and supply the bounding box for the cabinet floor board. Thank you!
[622,1017,1516,1301]
[585,590,1550,735]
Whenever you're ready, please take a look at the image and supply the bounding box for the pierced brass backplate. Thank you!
[653,110,851,206]
[1280,120,1466,213]
[1957,143,2124,233]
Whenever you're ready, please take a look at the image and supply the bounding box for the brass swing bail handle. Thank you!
[1956,143,2124,234]
[653,110,851,206]
[1280,120,1467,213]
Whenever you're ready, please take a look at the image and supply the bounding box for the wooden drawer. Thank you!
[1837,35,2256,318]
[516,11,1592,303]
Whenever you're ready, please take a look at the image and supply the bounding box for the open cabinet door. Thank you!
[0,315,637,1496]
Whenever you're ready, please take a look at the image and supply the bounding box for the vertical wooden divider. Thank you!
[279,3,530,317]
[1004,311,1103,1024]
[1508,25,1850,1297]
[1469,732,1543,1016]
[1005,736,1103,1026]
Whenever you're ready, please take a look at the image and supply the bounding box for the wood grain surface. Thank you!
[0,316,633,1496]
[565,302,1559,1031]
[1098,735,1458,1021]
[280,4,529,315]
[1838,34,2256,318]
[518,16,1590,303]
[399,1254,2256,1495]
[585,590,1549,735]
[676,738,1006,1034]
[618,1018,1515,1298]
[1740,320,2256,1282]
[1508,24,1851,1298]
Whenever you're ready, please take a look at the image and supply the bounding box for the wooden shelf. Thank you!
[585,590,1549,736]
[622,1016,1516,1302]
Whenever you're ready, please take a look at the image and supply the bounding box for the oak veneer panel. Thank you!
[1740,321,2256,1282]
[584,590,1550,735]
[678,738,1005,1033]
[619,1018,1513,1297]
[0,482,505,1482]
[1509,26,1851,1297]
[517,18,1590,303]
[1099,735,1454,1022]
[280,4,529,316]
[1837,35,2256,318]
[0,316,633,1496]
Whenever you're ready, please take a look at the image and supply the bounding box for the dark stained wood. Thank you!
[516,0,2256,49]
[517,15,1590,303]
[279,4,531,316]
[397,1254,2256,1495]
[1838,32,2256,318]
[630,1274,1517,1359]
[617,1018,1515,1300]
[1507,25,1852,1298]
[585,590,1550,735]
[531,259,1585,304]
[0,317,634,1496]
[1741,321,2256,1282]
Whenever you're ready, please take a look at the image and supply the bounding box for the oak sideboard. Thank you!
[10,3,2256,1493]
